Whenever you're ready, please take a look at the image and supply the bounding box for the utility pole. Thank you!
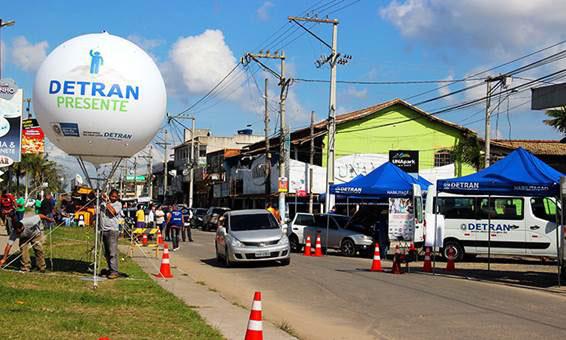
[289,16,348,213]
[138,146,153,199]
[264,78,271,202]
[133,156,138,199]
[484,75,507,168]
[243,50,291,222]
[156,129,170,202]
[189,117,196,208]
[309,111,315,214]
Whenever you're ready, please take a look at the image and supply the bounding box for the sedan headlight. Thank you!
[278,236,289,245]
[230,237,244,247]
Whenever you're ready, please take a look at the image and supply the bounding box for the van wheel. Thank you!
[442,240,464,262]
[289,234,301,253]
[341,239,356,257]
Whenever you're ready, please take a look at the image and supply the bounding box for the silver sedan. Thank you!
[215,209,291,266]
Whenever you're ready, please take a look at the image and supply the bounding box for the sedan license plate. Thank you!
[255,251,270,258]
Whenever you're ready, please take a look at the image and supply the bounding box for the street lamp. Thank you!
[0,19,16,79]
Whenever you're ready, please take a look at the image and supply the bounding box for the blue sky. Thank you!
[2,0,565,173]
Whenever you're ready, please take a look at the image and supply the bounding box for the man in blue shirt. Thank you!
[166,205,184,251]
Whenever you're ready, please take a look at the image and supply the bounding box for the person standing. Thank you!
[34,194,42,214]
[0,213,55,272]
[155,206,165,233]
[135,205,145,230]
[266,202,281,222]
[147,205,156,228]
[181,208,194,242]
[166,205,184,251]
[40,193,55,230]
[1,191,17,234]
[15,192,26,222]
[100,189,122,279]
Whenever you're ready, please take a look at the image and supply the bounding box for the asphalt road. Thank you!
[170,230,566,340]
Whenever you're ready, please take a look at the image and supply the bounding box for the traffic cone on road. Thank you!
[314,232,323,257]
[245,291,263,340]
[370,243,383,272]
[422,247,432,273]
[304,235,312,256]
[142,233,148,247]
[445,246,456,272]
[391,245,402,274]
[157,230,164,246]
[154,243,173,279]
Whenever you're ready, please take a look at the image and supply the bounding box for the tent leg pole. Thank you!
[487,195,491,272]
[438,190,442,274]
[554,197,561,288]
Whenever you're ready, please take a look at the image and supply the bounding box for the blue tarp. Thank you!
[437,147,564,197]
[330,162,431,198]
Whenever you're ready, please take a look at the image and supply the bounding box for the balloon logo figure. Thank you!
[89,50,103,74]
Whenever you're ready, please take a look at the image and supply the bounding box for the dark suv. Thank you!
[202,207,230,231]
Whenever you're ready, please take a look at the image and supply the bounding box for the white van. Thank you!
[425,185,563,262]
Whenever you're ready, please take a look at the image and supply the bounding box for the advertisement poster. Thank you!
[0,79,23,165]
[389,150,419,173]
[388,197,414,241]
[22,118,45,155]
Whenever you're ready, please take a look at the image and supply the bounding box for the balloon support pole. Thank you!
[76,157,123,289]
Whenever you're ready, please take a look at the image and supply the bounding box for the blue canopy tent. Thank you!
[435,147,564,283]
[330,162,431,198]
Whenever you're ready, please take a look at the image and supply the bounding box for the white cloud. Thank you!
[10,36,48,72]
[380,0,566,56]
[127,34,164,51]
[346,86,368,99]
[170,29,240,95]
[257,1,274,22]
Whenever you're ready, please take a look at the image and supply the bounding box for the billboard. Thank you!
[22,118,45,155]
[0,79,23,165]
[389,150,419,173]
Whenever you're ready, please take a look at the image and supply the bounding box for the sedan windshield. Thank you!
[230,213,279,231]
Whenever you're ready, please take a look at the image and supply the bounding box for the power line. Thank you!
[294,77,485,85]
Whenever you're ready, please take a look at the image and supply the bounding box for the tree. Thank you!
[544,106,566,134]
[453,136,483,171]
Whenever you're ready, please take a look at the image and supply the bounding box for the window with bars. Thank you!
[434,150,453,167]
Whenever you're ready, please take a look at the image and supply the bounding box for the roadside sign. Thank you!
[278,176,288,193]
[0,79,23,165]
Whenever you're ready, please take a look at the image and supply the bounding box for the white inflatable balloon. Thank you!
[33,32,166,165]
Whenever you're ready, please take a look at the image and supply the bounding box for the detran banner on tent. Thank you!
[33,32,167,165]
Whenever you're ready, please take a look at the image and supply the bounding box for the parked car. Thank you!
[288,213,316,252]
[202,207,230,231]
[215,209,290,266]
[303,214,374,257]
[191,208,208,228]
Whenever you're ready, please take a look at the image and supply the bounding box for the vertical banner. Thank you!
[22,118,45,154]
[0,79,23,166]
[388,197,414,241]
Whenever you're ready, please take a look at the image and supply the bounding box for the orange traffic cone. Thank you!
[445,246,456,272]
[154,243,173,278]
[391,245,402,274]
[157,230,164,246]
[142,233,148,247]
[370,243,383,272]
[304,235,312,256]
[314,232,323,257]
[245,291,263,340]
[422,247,432,273]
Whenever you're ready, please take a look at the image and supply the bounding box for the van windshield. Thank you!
[530,197,561,222]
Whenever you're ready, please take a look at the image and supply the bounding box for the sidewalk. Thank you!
[121,244,296,340]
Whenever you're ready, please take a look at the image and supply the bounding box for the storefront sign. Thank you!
[0,80,23,165]
[389,150,419,173]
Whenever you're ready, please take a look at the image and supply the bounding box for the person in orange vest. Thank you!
[266,202,281,222]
